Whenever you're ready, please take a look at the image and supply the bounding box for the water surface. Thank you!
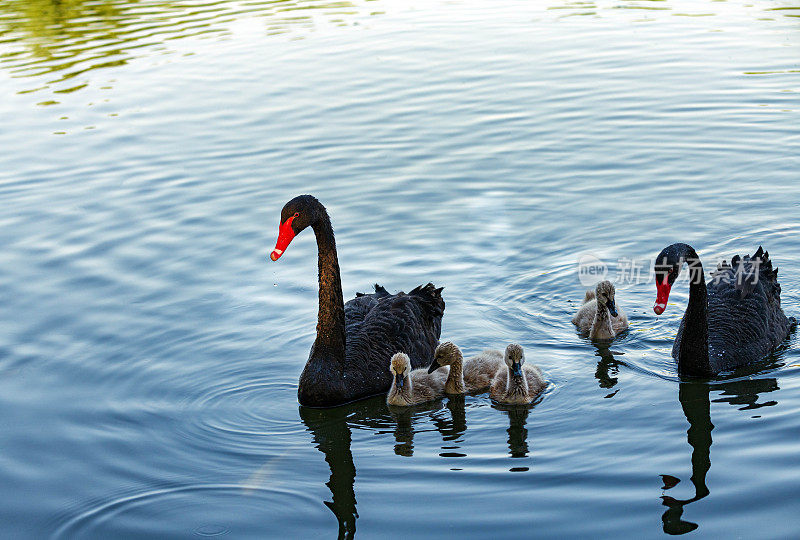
[1,0,799,537]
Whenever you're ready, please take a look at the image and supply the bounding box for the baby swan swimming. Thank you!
[572,280,629,340]
[427,341,504,394]
[490,344,546,405]
[387,352,448,406]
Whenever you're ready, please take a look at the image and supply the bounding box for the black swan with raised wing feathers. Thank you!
[653,243,795,377]
[270,195,445,407]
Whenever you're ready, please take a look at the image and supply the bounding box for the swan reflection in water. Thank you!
[298,392,537,538]
[299,396,455,539]
[390,395,533,463]
[387,399,449,457]
[299,348,784,538]
[590,345,782,535]
[592,344,624,397]
[492,403,532,470]
[660,377,780,535]
[299,401,369,540]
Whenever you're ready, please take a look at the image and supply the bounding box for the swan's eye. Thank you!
[293,212,299,218]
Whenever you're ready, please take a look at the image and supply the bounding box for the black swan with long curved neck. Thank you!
[270,195,445,407]
[653,243,795,377]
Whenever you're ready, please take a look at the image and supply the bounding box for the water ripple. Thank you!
[180,379,305,456]
[53,484,322,539]
[0,0,383,98]
[1,0,799,537]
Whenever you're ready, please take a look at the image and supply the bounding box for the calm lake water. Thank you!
[1,0,799,537]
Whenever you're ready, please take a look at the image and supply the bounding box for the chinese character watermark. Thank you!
[577,254,762,286]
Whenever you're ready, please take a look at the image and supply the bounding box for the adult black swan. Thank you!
[270,195,445,407]
[653,243,795,377]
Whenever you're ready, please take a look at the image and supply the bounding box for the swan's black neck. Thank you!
[677,245,710,377]
[311,207,346,369]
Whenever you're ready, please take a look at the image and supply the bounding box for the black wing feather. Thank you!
[699,246,793,371]
[341,283,445,397]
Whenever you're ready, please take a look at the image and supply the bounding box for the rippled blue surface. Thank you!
[1,0,800,537]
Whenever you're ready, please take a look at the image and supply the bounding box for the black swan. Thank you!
[270,195,445,407]
[653,243,795,377]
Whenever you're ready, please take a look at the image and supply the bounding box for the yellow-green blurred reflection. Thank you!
[0,0,367,96]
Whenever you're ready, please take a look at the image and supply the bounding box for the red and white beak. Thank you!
[654,275,671,315]
[270,215,297,261]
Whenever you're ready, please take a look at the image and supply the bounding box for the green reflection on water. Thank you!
[0,0,367,96]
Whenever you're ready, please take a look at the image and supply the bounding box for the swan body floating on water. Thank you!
[489,344,546,405]
[653,243,796,377]
[427,341,504,394]
[387,353,448,406]
[573,280,629,340]
[270,195,445,407]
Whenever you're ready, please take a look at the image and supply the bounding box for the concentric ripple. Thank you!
[53,484,323,539]
[181,379,305,456]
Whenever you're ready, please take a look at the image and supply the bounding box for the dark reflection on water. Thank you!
[593,345,625,393]
[300,402,365,540]
[587,340,789,535]
[499,405,531,462]
[300,392,547,538]
[434,394,468,444]
[660,378,779,535]
[387,401,455,457]
[661,382,714,536]
[299,397,451,538]
[2,0,800,536]
[299,398,456,539]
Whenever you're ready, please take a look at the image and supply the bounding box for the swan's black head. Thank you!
[653,243,694,315]
[270,195,322,261]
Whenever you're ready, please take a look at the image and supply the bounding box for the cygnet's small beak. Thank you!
[427,358,441,374]
[512,363,523,377]
[395,373,405,389]
[607,299,618,318]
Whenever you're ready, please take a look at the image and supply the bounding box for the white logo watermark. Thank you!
[577,254,608,287]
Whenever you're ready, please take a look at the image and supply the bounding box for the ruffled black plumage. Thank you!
[657,243,795,376]
[301,282,445,407]
[273,195,445,407]
[342,283,444,386]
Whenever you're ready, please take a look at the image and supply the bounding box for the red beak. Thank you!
[270,216,296,261]
[654,276,671,315]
